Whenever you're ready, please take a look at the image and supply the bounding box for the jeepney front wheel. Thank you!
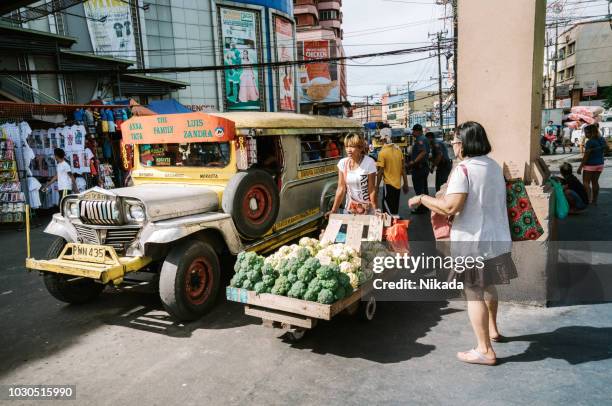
[43,238,105,304]
[159,240,220,322]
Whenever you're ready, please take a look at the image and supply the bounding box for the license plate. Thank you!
[72,244,108,263]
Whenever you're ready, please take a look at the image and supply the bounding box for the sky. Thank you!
[341,0,612,103]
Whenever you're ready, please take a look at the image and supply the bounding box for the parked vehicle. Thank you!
[25,112,361,321]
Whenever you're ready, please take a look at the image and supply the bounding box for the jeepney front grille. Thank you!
[74,224,140,254]
[79,200,121,225]
[74,224,100,245]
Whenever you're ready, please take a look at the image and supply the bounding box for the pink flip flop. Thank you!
[457,349,497,366]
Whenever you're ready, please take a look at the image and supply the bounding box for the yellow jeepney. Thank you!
[26,112,360,321]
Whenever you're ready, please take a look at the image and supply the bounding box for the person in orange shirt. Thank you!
[376,129,409,215]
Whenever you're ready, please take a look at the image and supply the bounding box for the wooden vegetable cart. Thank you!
[226,213,390,341]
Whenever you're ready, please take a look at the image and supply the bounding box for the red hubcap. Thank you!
[184,257,213,305]
[242,184,272,224]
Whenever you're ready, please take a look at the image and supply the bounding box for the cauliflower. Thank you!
[317,288,335,304]
[339,261,354,274]
[348,273,359,289]
[350,257,362,270]
[288,281,307,299]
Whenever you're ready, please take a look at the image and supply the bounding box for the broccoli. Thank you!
[296,247,311,264]
[338,272,351,288]
[236,251,246,264]
[287,272,298,284]
[303,288,319,302]
[334,286,347,301]
[254,281,266,294]
[233,261,242,273]
[277,258,290,276]
[246,269,262,283]
[229,275,240,287]
[307,277,323,293]
[262,274,276,287]
[316,265,334,280]
[321,278,338,291]
[231,270,248,287]
[357,271,367,284]
[241,279,253,290]
[297,257,320,283]
[328,263,340,275]
[271,275,291,296]
[261,263,277,277]
[288,281,307,299]
[287,257,301,274]
[317,288,335,304]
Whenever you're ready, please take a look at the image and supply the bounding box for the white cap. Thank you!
[380,127,392,143]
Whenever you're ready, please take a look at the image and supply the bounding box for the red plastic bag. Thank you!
[384,219,411,253]
[431,212,452,240]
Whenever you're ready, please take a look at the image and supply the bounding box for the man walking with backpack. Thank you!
[427,131,453,191]
[376,128,409,215]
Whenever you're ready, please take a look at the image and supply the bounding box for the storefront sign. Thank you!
[219,7,263,111]
[83,0,137,61]
[556,84,570,98]
[556,98,571,108]
[186,104,217,112]
[120,112,236,145]
[298,40,340,103]
[583,80,598,97]
[274,16,296,112]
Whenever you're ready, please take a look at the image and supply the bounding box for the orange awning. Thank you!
[120,112,236,145]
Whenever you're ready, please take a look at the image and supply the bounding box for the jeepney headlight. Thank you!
[127,204,145,222]
[62,199,79,219]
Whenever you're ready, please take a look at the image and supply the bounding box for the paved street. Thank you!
[1,153,611,405]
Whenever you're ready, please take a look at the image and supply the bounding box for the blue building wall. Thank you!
[228,0,293,15]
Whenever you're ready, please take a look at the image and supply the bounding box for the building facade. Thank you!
[294,0,347,116]
[351,102,382,125]
[551,20,612,108]
[1,0,299,113]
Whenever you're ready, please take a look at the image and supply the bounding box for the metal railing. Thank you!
[0,75,62,104]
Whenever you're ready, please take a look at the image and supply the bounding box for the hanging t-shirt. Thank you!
[19,121,32,144]
[80,148,95,174]
[337,156,377,207]
[73,125,86,151]
[27,177,42,209]
[62,126,75,152]
[48,128,57,150]
[41,129,52,156]
[56,127,65,149]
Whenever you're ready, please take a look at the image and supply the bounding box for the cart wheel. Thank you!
[285,328,306,342]
[359,296,377,321]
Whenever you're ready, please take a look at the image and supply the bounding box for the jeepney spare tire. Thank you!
[222,170,280,240]
[159,240,221,322]
[43,237,105,304]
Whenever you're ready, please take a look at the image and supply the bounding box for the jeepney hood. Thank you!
[112,184,219,222]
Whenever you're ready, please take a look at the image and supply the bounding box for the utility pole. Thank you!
[404,81,410,128]
[552,19,559,108]
[365,95,371,123]
[430,32,445,130]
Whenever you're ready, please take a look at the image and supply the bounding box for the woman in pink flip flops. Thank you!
[409,122,517,366]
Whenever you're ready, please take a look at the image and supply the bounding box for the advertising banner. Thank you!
[583,80,598,97]
[274,16,296,112]
[83,0,137,61]
[298,40,340,104]
[219,7,262,111]
[120,112,236,145]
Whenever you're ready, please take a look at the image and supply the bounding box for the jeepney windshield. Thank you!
[139,142,230,168]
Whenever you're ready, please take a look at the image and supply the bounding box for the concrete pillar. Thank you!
[457,0,557,305]
[457,0,546,165]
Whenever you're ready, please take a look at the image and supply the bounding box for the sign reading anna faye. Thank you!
[120,113,236,145]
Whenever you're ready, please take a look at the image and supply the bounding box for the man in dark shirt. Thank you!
[426,132,453,191]
[407,124,430,213]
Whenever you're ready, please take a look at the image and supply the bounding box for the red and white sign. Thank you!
[583,80,598,97]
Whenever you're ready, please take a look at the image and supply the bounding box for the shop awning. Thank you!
[118,74,188,96]
[59,50,134,72]
[0,101,127,120]
[147,99,191,114]
[0,23,77,53]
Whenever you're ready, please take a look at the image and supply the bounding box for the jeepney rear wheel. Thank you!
[159,240,220,322]
[43,237,105,304]
[222,170,280,240]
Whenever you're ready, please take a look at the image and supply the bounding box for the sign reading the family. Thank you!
[120,112,236,145]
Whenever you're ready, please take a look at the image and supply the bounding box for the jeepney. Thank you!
[25,112,361,321]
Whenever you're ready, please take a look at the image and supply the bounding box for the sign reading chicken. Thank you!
[298,40,340,103]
